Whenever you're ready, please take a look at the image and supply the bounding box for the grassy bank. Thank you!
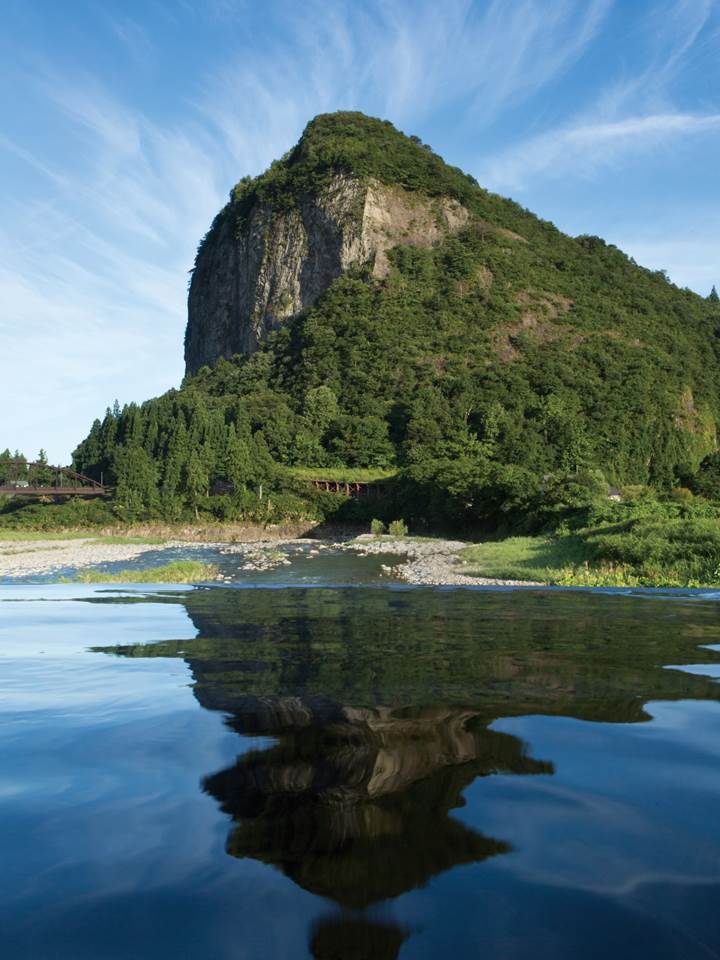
[0,530,93,542]
[62,560,218,584]
[460,536,593,583]
[0,532,169,545]
[462,517,720,588]
[286,467,397,482]
[0,521,316,543]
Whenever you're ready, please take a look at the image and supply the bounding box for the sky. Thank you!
[1,0,719,465]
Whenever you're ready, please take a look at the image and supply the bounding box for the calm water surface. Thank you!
[2,566,720,959]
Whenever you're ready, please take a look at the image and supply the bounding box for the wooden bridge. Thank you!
[0,460,108,499]
[309,479,385,498]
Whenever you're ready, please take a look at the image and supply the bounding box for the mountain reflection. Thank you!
[93,584,720,949]
[309,914,408,960]
[203,701,550,907]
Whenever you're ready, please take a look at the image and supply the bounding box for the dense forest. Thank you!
[23,113,720,531]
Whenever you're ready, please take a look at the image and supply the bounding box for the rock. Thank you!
[185,175,468,373]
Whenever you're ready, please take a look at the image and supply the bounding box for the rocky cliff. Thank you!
[185,173,468,373]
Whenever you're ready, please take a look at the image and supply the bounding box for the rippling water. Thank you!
[2,574,720,959]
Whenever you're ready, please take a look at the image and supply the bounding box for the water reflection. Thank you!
[309,914,408,960]
[203,704,553,907]
[93,586,720,956]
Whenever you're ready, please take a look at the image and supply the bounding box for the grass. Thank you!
[287,466,397,483]
[0,520,314,542]
[61,560,218,584]
[0,530,93,542]
[461,526,720,588]
[460,536,593,583]
[0,531,167,545]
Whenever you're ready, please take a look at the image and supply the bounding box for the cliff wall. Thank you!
[185,175,468,373]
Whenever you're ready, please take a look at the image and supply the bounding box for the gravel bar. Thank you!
[346,535,544,586]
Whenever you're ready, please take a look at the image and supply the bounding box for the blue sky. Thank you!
[1,0,719,464]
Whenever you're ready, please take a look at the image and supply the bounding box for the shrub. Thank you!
[388,519,408,537]
[620,485,650,501]
[693,453,720,500]
[370,518,386,535]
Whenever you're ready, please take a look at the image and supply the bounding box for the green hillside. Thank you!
[68,112,720,530]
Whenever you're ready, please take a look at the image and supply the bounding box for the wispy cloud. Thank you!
[198,0,613,144]
[478,0,720,191]
[479,112,720,191]
[107,14,155,64]
[0,0,715,461]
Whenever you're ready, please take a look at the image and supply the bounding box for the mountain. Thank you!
[186,115,470,371]
[73,111,720,528]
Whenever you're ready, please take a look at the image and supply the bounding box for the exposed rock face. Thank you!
[185,175,468,374]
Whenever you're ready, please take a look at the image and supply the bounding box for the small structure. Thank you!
[0,460,108,498]
[309,479,385,499]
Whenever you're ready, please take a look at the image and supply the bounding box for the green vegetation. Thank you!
[286,466,396,482]
[65,115,720,536]
[5,112,720,588]
[693,452,720,500]
[462,492,720,587]
[0,528,157,545]
[0,529,93,542]
[388,519,409,537]
[217,112,482,228]
[0,491,117,530]
[370,519,386,535]
[461,535,592,583]
[0,448,52,485]
[62,560,217,584]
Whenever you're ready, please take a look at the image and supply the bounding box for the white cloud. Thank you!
[479,112,720,191]
[0,0,617,463]
[478,0,720,191]
[0,0,716,463]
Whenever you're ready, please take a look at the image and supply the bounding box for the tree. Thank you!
[303,385,339,436]
[249,431,276,490]
[185,450,209,518]
[225,424,254,491]
[29,450,53,487]
[112,446,160,517]
[709,285,719,303]
[330,416,395,468]
[74,420,103,479]
[162,419,189,497]
[693,452,720,500]
[8,451,27,483]
[100,408,119,481]
[0,449,12,485]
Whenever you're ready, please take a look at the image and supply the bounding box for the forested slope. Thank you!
[72,112,720,528]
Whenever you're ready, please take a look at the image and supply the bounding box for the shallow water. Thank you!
[7,540,396,585]
[2,573,720,959]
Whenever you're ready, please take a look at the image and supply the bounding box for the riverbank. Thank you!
[0,520,323,543]
[0,530,540,586]
[2,524,718,588]
[347,535,542,586]
[0,534,314,580]
[0,537,163,579]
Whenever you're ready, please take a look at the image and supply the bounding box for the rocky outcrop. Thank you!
[185,175,468,373]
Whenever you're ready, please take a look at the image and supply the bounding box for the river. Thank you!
[2,558,720,958]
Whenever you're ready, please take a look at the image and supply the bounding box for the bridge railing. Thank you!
[0,460,108,497]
